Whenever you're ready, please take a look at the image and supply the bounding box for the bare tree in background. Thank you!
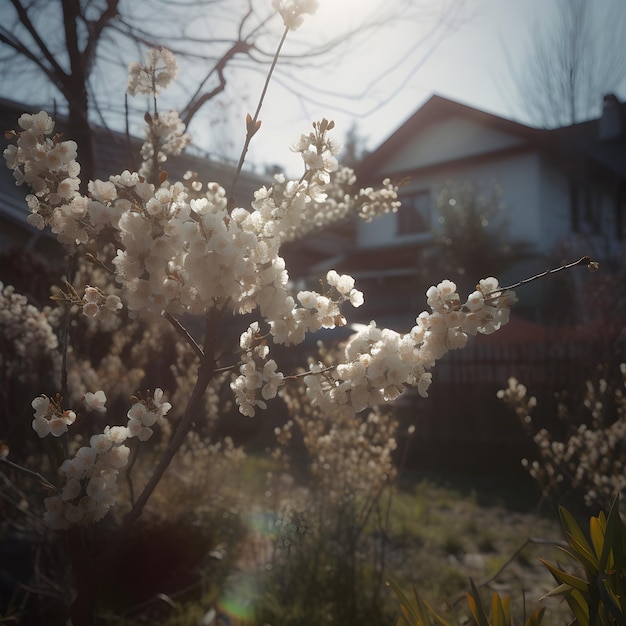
[0,0,466,183]
[504,0,626,128]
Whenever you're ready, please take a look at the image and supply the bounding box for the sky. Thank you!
[213,0,537,173]
[1,0,625,177]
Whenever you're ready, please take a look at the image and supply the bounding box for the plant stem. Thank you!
[69,307,223,624]
[120,306,221,532]
[60,252,76,399]
[163,311,204,358]
[228,25,289,206]
[0,457,56,490]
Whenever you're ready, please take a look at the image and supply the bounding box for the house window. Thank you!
[397,190,430,235]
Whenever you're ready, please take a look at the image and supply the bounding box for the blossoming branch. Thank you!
[1,40,523,530]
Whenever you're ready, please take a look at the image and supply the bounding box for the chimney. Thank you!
[598,93,624,140]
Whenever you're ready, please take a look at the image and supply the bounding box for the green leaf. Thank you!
[564,588,591,626]
[540,559,590,593]
[491,593,510,626]
[598,575,626,626]
[466,579,491,626]
[541,582,575,599]
[598,496,623,573]
[563,533,601,575]
[501,595,511,626]
[525,606,545,626]
[590,515,606,561]
[387,579,421,625]
[560,506,594,554]
[422,597,453,626]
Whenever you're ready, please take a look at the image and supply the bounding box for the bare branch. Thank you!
[502,0,626,126]
[7,0,70,85]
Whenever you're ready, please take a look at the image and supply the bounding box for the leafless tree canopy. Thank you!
[0,0,466,180]
[505,0,626,128]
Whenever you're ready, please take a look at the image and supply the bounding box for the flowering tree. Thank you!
[498,365,626,511]
[0,2,593,624]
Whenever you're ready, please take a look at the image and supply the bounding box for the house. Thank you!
[287,94,626,328]
[283,95,626,470]
[0,97,269,257]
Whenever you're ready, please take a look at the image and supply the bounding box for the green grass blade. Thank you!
[387,579,421,625]
[422,598,454,626]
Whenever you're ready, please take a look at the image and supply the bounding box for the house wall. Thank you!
[380,115,526,175]
[357,150,561,254]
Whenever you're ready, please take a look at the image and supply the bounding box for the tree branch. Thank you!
[181,39,253,127]
[8,0,70,85]
[83,0,120,74]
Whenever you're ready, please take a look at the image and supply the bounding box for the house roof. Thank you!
[550,100,626,177]
[356,93,626,183]
[356,95,546,181]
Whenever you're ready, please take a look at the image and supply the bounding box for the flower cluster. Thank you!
[273,0,319,29]
[230,322,285,417]
[498,364,626,509]
[0,281,60,386]
[279,345,398,504]
[4,109,371,348]
[127,388,172,441]
[275,166,400,241]
[356,178,401,222]
[126,47,178,96]
[31,394,76,438]
[304,279,517,417]
[138,110,190,182]
[4,112,83,244]
[82,285,123,318]
[4,70,398,361]
[292,118,341,187]
[39,389,172,528]
[231,269,367,415]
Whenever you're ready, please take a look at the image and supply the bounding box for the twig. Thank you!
[125,444,139,508]
[60,252,76,399]
[228,24,290,207]
[0,457,56,491]
[498,256,598,293]
[284,365,335,381]
[479,537,566,589]
[163,311,204,358]
[450,536,568,606]
[84,252,114,275]
[120,306,222,533]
